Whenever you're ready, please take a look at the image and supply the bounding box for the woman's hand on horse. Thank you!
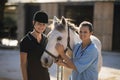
[55,43,64,55]
[55,57,63,66]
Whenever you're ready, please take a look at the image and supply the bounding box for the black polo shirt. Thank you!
[20,32,50,80]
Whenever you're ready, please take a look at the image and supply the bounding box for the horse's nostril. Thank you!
[44,58,48,64]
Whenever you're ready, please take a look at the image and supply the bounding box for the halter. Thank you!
[44,49,60,62]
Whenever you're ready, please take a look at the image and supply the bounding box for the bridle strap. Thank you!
[66,24,72,51]
[45,49,59,62]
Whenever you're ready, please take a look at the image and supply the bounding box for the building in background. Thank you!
[3,0,120,51]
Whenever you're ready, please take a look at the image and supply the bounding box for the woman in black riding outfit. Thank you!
[20,11,50,80]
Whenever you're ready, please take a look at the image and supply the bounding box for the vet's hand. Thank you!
[55,43,64,55]
[56,58,63,66]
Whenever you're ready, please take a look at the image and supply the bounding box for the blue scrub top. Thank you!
[70,42,98,80]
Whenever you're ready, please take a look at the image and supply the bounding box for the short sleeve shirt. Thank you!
[70,42,98,80]
[20,32,50,80]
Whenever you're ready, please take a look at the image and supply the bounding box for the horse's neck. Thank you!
[74,32,81,44]
[90,35,101,51]
[70,30,81,49]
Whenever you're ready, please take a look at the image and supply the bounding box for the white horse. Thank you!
[41,16,102,80]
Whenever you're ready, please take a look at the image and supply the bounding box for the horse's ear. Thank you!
[61,16,66,26]
[53,16,59,23]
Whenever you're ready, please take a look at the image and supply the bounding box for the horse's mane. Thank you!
[67,21,79,33]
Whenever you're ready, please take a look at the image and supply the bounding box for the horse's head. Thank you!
[41,16,80,68]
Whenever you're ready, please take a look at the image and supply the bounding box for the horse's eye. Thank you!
[57,36,62,41]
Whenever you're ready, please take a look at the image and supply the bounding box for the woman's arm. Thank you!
[55,43,76,70]
[20,52,28,80]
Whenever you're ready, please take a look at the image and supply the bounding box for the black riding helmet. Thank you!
[33,11,48,23]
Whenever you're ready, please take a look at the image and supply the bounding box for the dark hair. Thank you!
[79,21,93,32]
[33,11,48,23]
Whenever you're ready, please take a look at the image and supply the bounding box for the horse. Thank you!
[41,16,102,80]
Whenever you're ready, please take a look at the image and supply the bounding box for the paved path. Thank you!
[0,49,57,80]
[99,51,120,80]
[0,49,120,80]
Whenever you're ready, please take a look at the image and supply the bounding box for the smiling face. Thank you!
[33,21,47,33]
[78,21,93,42]
[79,26,93,41]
